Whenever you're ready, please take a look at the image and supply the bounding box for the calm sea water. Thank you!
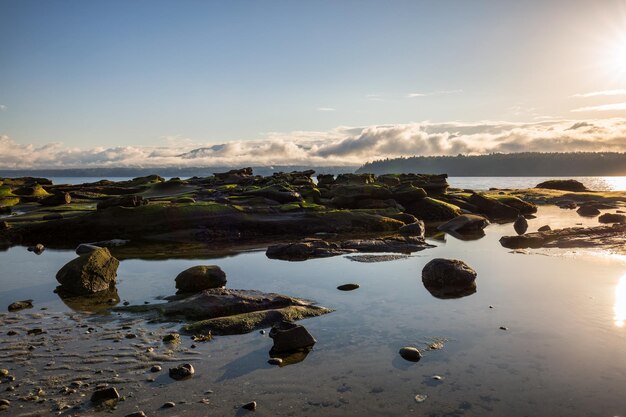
[45,176,626,191]
[1,205,625,415]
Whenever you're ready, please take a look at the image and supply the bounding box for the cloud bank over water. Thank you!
[2,118,626,169]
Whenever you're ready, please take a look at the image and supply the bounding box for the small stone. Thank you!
[90,387,120,404]
[169,363,194,380]
[162,402,176,408]
[5,387,14,392]
[538,225,551,232]
[0,399,10,407]
[268,358,283,366]
[399,347,422,362]
[6,376,14,382]
[150,365,161,373]
[414,394,427,403]
[489,305,494,309]
[499,326,508,331]
[259,330,266,335]
[125,412,147,417]
[27,328,44,335]
[28,345,35,351]
[190,344,197,349]
[0,369,8,378]
[125,333,137,339]
[163,333,181,343]
[337,283,359,291]
[8,300,33,312]
[242,401,257,411]
[146,347,154,353]
[432,375,443,380]
[6,331,17,336]
[123,301,130,306]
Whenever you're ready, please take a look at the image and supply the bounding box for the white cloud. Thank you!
[2,118,626,169]
[316,107,335,112]
[571,103,626,112]
[407,89,463,98]
[572,89,626,98]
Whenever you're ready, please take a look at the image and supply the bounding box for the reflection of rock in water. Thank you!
[423,282,477,299]
[270,346,312,367]
[444,230,486,241]
[55,286,119,313]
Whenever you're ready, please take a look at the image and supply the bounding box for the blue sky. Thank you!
[1,0,626,167]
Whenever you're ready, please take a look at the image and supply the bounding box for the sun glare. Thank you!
[610,37,626,77]
[614,275,626,327]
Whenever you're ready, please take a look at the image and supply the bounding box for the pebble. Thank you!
[90,387,120,404]
[125,333,137,339]
[0,369,8,378]
[432,375,444,380]
[169,363,194,380]
[268,358,283,365]
[337,283,360,291]
[0,399,9,408]
[399,347,422,362]
[27,328,44,335]
[162,401,176,408]
[6,331,17,336]
[242,401,257,411]
[414,394,428,403]
[125,412,147,417]
[150,365,162,373]
[163,333,181,343]
[499,326,508,331]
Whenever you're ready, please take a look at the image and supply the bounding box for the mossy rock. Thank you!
[489,194,537,214]
[0,197,19,207]
[12,184,50,197]
[0,186,16,197]
[404,197,462,222]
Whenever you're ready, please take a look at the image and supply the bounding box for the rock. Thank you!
[0,369,8,377]
[39,192,71,206]
[576,205,600,217]
[398,220,425,238]
[8,300,33,312]
[422,258,477,287]
[268,358,283,365]
[125,412,147,417]
[97,195,146,210]
[468,193,519,220]
[269,321,316,354]
[500,224,626,251]
[0,399,9,408]
[437,214,489,234]
[0,221,10,231]
[42,213,63,220]
[414,394,428,403]
[162,402,176,408]
[28,243,45,254]
[56,248,119,295]
[90,387,120,404]
[337,284,359,291]
[150,365,162,372]
[404,197,462,222]
[513,215,528,235]
[535,179,588,192]
[163,333,181,343]
[242,401,257,411]
[169,363,194,380]
[266,239,348,261]
[175,265,227,293]
[598,213,626,224]
[399,347,422,362]
[75,243,101,255]
[340,236,433,254]
[537,225,551,232]
[390,183,427,205]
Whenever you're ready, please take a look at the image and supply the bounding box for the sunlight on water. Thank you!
[602,176,626,191]
[614,275,626,327]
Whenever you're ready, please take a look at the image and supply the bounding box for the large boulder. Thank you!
[389,184,427,205]
[404,197,462,222]
[175,265,227,293]
[56,248,119,295]
[468,193,519,220]
[39,192,71,206]
[422,258,477,288]
[535,179,588,192]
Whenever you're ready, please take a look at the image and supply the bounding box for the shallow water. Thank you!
[1,206,626,416]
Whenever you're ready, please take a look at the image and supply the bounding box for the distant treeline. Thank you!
[357,153,626,176]
[0,165,358,179]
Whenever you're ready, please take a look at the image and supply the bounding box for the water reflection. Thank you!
[56,287,120,313]
[423,282,477,299]
[614,275,626,327]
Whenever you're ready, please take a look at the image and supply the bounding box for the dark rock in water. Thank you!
[422,258,477,288]
[175,265,227,293]
[8,300,33,312]
[42,213,63,220]
[39,192,71,206]
[97,195,146,210]
[538,225,551,232]
[75,243,101,255]
[437,214,489,234]
[55,247,119,295]
[90,387,120,404]
[118,288,333,335]
[337,284,359,291]
[150,365,162,372]
[28,243,45,254]
[514,215,528,235]
[162,402,176,408]
[346,254,408,263]
[468,193,519,220]
[399,220,425,238]
[266,239,350,261]
[163,333,181,343]
[535,179,588,192]
[169,363,194,380]
[268,357,283,365]
[576,205,600,217]
[269,321,316,354]
[0,221,10,231]
[341,236,433,254]
[125,412,147,417]
[598,213,626,224]
[399,347,422,362]
[242,401,257,411]
[404,197,462,222]
[424,282,477,299]
[500,224,626,251]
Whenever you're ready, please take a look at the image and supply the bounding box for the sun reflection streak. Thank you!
[614,275,626,327]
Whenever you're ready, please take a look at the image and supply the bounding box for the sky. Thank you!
[2,0,626,168]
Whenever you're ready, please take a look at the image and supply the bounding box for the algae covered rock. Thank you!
[535,179,588,192]
[175,265,227,293]
[405,197,462,222]
[437,214,489,234]
[422,258,477,288]
[56,247,119,295]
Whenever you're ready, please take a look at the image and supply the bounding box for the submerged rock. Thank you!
[55,248,119,295]
[337,283,359,291]
[175,265,227,293]
[8,300,33,312]
[576,205,600,217]
[598,213,626,224]
[399,347,422,362]
[500,224,626,252]
[513,215,528,235]
[269,321,316,354]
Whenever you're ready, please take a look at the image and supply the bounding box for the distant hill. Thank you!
[357,153,626,176]
[0,165,358,180]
